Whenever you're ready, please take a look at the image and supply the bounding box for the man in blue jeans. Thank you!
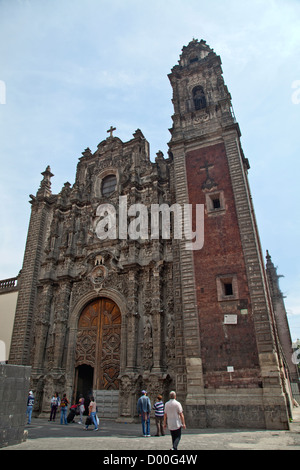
[137,390,151,437]
[60,394,69,425]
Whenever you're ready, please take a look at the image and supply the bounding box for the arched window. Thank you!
[102,174,117,197]
[193,86,206,110]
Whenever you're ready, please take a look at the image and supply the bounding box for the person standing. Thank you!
[49,392,60,422]
[26,391,34,424]
[137,390,151,437]
[164,391,186,450]
[153,394,165,436]
[60,393,69,425]
[78,395,85,425]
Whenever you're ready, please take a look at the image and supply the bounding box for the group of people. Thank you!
[27,388,186,449]
[48,392,70,424]
[49,393,98,430]
[137,390,186,451]
[26,391,98,430]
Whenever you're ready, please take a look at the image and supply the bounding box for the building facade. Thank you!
[8,40,296,429]
[266,251,300,402]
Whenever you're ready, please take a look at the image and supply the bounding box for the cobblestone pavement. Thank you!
[2,407,300,451]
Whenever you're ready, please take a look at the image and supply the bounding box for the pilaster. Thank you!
[52,280,72,370]
[32,283,53,371]
[125,269,139,372]
[171,142,205,404]
[151,262,164,372]
[9,203,53,365]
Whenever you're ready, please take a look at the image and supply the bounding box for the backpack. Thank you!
[61,397,68,407]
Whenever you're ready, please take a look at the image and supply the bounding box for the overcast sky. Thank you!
[0,0,299,340]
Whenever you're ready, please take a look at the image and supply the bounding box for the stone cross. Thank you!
[199,160,214,178]
[107,126,116,138]
[199,160,217,190]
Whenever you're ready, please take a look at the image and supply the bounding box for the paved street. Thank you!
[2,407,300,451]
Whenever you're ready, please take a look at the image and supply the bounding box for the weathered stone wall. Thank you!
[0,364,31,448]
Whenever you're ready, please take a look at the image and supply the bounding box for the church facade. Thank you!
[9,40,296,429]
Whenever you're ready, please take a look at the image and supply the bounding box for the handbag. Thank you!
[85,416,92,425]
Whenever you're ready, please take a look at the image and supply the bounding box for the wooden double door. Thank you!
[75,298,121,390]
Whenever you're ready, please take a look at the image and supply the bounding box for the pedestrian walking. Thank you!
[60,393,69,425]
[137,390,151,437]
[164,391,186,450]
[78,395,85,424]
[26,391,34,424]
[49,392,60,422]
[153,394,165,436]
[85,396,98,431]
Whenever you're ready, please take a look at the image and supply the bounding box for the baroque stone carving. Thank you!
[142,319,153,372]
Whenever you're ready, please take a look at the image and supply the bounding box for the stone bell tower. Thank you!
[168,39,290,429]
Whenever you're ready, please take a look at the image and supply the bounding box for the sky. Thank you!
[0,0,299,340]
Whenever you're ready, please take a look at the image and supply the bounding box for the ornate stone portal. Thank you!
[75,298,121,390]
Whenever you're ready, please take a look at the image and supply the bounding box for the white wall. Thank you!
[0,292,18,361]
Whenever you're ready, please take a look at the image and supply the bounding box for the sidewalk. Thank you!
[2,407,300,451]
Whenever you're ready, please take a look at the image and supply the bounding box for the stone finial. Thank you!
[37,165,54,198]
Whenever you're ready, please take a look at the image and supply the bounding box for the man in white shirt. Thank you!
[163,391,186,450]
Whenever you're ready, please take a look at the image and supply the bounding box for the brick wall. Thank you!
[0,364,31,448]
[186,142,261,388]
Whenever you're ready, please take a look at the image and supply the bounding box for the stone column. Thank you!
[151,262,163,372]
[125,269,139,372]
[31,284,53,371]
[52,280,72,371]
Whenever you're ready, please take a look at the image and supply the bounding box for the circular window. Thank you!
[102,174,117,197]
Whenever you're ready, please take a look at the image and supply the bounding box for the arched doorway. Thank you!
[74,298,121,410]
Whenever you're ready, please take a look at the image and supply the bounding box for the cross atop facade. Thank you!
[107,126,116,138]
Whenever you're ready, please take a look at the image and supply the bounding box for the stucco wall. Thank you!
[0,291,18,361]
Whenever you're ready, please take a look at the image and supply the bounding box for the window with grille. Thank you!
[216,275,238,301]
[224,283,233,296]
[212,198,221,209]
[205,191,225,215]
[102,175,117,197]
